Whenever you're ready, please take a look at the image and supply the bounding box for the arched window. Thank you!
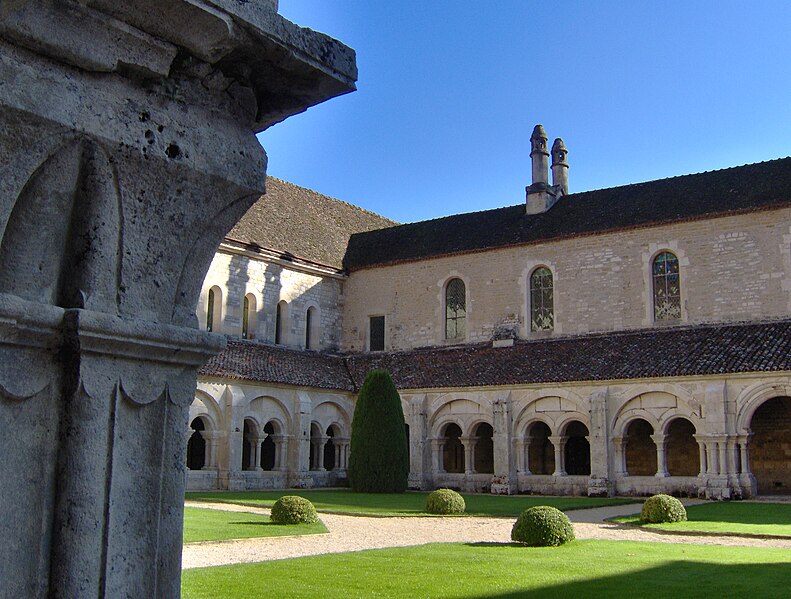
[442,423,464,473]
[445,278,466,340]
[242,293,256,339]
[652,252,681,321]
[275,300,287,345]
[261,421,276,471]
[186,417,206,470]
[473,423,494,474]
[206,286,222,332]
[305,306,319,350]
[530,267,554,331]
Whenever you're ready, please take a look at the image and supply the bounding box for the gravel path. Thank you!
[182,500,791,570]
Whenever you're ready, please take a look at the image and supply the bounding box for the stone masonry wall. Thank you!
[199,250,345,350]
[342,208,791,352]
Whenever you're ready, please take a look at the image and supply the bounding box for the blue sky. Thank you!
[258,1,791,223]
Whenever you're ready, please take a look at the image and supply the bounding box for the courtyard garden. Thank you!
[184,489,633,517]
[182,491,791,598]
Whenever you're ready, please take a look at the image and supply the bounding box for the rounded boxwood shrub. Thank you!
[425,488,466,515]
[270,496,319,524]
[641,494,687,523]
[511,506,575,547]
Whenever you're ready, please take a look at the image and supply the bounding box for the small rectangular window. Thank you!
[369,316,385,351]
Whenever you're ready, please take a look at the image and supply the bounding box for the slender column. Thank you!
[432,439,445,473]
[548,436,565,476]
[705,441,717,475]
[739,436,750,475]
[271,435,285,470]
[461,437,474,475]
[694,435,707,476]
[515,439,527,474]
[202,431,218,468]
[334,443,341,470]
[651,434,669,477]
[718,441,728,477]
[612,436,627,477]
[254,437,265,471]
[317,436,329,472]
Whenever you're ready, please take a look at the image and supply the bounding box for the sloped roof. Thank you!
[227,177,396,268]
[200,339,355,391]
[200,320,791,391]
[343,157,791,270]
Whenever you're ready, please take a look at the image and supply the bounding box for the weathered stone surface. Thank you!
[0,0,355,596]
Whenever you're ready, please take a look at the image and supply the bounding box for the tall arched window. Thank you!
[530,267,554,331]
[652,252,681,321]
[275,300,287,345]
[445,278,466,340]
[242,293,256,339]
[305,306,319,350]
[206,286,222,332]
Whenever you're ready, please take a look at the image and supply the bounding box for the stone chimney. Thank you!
[526,125,567,214]
[551,137,569,196]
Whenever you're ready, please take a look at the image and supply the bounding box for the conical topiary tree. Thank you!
[348,369,409,493]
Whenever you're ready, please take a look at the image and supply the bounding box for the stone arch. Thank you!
[735,382,791,434]
[664,417,699,476]
[190,390,222,432]
[429,397,488,437]
[246,395,292,435]
[526,420,554,475]
[241,418,259,471]
[186,416,208,470]
[312,400,351,435]
[260,419,281,472]
[512,389,587,438]
[472,422,494,474]
[747,396,791,494]
[441,422,464,473]
[624,418,656,476]
[562,420,590,476]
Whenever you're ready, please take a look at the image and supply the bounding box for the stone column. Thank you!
[651,434,669,477]
[587,389,612,496]
[515,438,527,474]
[492,395,515,493]
[432,439,445,473]
[694,435,708,477]
[290,393,315,488]
[202,431,219,469]
[271,435,285,471]
[549,436,566,476]
[612,436,627,477]
[461,437,474,475]
[253,437,265,471]
[0,2,355,596]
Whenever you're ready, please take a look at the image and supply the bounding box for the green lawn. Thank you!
[185,489,634,517]
[612,501,791,537]
[182,540,791,598]
[183,507,327,543]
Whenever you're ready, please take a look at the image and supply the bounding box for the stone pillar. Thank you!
[432,439,445,473]
[203,431,219,469]
[737,434,757,497]
[491,395,516,494]
[694,435,708,477]
[515,439,528,474]
[523,436,533,475]
[0,2,355,596]
[461,437,474,475]
[612,436,627,477]
[588,389,612,496]
[651,434,669,477]
[549,436,566,476]
[407,396,428,489]
[290,393,315,488]
[253,437,265,471]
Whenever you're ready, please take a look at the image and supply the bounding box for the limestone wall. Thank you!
[342,208,791,352]
[198,248,345,350]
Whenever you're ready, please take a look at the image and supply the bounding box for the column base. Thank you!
[587,477,613,497]
[288,472,314,489]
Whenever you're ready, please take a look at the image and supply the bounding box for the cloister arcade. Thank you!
[187,380,791,498]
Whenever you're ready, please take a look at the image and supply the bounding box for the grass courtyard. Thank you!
[182,495,791,598]
[184,489,633,517]
[183,507,327,543]
[181,539,791,598]
[612,501,791,537]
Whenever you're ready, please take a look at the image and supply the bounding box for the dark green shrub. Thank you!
[270,496,319,524]
[641,494,687,523]
[425,489,466,515]
[348,369,409,493]
[511,505,575,547]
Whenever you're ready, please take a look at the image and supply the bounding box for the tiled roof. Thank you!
[200,339,355,391]
[227,177,396,269]
[200,320,791,391]
[343,157,791,270]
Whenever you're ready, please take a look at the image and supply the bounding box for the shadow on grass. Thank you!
[464,542,522,548]
[682,502,791,526]
[474,561,791,599]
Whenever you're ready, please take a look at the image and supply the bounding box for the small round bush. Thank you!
[511,506,575,547]
[425,488,466,515]
[270,496,319,524]
[641,494,687,523]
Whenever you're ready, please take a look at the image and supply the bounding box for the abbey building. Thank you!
[188,126,791,499]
